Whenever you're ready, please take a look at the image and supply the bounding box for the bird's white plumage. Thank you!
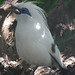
[15,2,65,68]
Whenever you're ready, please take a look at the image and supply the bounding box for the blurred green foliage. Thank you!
[64,0,72,8]
[0,0,5,6]
[64,0,75,18]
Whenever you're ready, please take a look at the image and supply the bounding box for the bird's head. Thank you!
[2,2,31,16]
[2,2,47,23]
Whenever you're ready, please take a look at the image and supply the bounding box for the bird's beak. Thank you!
[1,4,20,14]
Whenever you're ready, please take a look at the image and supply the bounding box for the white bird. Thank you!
[3,1,66,74]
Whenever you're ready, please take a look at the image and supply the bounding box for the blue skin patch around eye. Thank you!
[15,8,31,16]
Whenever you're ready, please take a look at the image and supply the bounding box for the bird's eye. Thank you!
[21,8,31,16]
[21,8,26,12]
[22,9,25,11]
[16,8,31,16]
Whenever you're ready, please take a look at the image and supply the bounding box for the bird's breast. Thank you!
[15,17,54,66]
